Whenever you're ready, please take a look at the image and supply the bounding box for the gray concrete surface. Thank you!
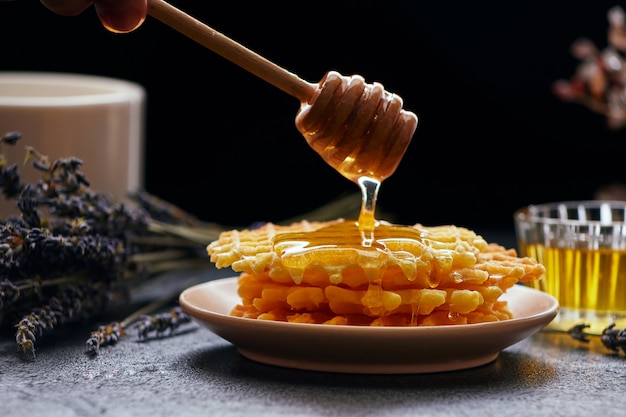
[1,264,625,417]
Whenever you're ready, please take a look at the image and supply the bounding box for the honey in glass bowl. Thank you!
[514,200,626,333]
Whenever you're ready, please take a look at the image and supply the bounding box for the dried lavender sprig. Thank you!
[0,223,126,282]
[600,323,626,353]
[136,306,191,342]
[85,293,191,355]
[16,283,110,360]
[544,323,626,356]
[568,323,592,343]
[85,322,126,355]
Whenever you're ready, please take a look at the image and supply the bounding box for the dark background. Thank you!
[1,1,624,235]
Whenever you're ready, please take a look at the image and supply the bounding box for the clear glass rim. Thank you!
[514,200,626,226]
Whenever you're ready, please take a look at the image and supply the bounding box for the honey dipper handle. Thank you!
[147,0,316,102]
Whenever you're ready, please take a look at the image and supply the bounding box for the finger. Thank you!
[94,0,147,33]
[40,0,94,16]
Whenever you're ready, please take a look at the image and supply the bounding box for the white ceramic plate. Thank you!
[179,277,558,374]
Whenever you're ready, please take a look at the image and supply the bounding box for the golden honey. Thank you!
[520,243,626,313]
[514,201,626,332]
[273,221,425,282]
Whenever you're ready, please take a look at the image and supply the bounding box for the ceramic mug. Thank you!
[0,71,145,215]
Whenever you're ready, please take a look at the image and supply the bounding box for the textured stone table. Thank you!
[2,240,625,417]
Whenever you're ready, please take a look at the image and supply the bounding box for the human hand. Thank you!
[40,0,147,33]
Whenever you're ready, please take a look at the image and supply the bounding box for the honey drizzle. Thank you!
[273,173,424,319]
[357,176,380,246]
[281,73,419,319]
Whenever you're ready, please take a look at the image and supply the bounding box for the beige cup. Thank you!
[0,71,145,215]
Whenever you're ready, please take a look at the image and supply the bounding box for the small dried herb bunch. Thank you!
[0,131,221,360]
[552,6,626,129]
[566,322,626,355]
[85,306,192,355]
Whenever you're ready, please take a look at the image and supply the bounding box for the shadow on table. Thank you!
[183,342,557,393]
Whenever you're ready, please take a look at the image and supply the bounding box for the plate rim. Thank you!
[179,276,558,373]
[180,276,558,331]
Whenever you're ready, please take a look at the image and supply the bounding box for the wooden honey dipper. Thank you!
[147,0,418,185]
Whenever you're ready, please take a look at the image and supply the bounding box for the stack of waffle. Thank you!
[207,219,545,326]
